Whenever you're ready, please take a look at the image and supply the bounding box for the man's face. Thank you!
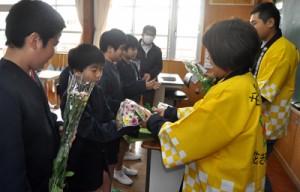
[142,30,155,45]
[250,12,271,41]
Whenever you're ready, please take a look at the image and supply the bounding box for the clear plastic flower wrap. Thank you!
[116,99,146,130]
[184,60,213,94]
[49,74,95,192]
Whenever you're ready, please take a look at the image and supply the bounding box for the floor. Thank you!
[112,142,298,192]
[47,92,298,192]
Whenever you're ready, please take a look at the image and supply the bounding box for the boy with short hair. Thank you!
[114,34,159,185]
[0,1,65,191]
[98,28,127,192]
[60,44,118,192]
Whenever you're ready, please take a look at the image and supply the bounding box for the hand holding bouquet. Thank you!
[49,75,95,192]
[184,60,213,94]
[116,99,147,130]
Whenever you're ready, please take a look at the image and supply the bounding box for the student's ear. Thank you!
[72,69,79,74]
[107,45,114,53]
[267,18,275,28]
[27,32,40,49]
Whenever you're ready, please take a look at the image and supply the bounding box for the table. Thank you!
[38,70,61,107]
[153,73,184,107]
[142,141,184,192]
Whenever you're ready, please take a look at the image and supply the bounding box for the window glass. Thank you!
[153,36,168,58]
[177,0,200,37]
[0,12,8,52]
[106,7,133,33]
[57,6,81,32]
[134,7,169,35]
[41,0,56,5]
[176,0,201,60]
[56,32,81,53]
[105,0,204,60]
[0,31,6,58]
[0,11,7,29]
[0,0,18,4]
[135,0,170,7]
[176,37,198,60]
[0,1,81,54]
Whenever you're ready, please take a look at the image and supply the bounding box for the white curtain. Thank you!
[93,0,112,47]
[75,0,84,43]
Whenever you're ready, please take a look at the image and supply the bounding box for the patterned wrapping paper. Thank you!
[184,60,213,94]
[116,99,146,130]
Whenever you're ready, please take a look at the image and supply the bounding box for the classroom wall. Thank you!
[201,0,255,63]
[280,0,300,102]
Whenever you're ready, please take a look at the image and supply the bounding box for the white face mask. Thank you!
[143,35,154,45]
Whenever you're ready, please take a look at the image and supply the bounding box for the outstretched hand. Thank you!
[145,78,161,90]
[152,107,165,117]
[141,108,152,128]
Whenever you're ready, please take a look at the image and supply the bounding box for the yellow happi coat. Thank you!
[158,72,266,191]
[256,37,299,139]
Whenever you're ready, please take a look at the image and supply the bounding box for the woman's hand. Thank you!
[152,107,165,117]
[141,108,152,128]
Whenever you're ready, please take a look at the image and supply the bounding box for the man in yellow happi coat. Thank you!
[143,19,266,191]
[250,3,299,191]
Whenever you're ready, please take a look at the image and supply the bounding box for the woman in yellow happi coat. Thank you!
[142,19,267,192]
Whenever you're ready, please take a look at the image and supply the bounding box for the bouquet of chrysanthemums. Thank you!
[49,75,95,192]
[184,60,213,94]
[116,99,146,130]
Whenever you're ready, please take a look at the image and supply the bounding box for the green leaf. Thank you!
[65,171,74,177]
[143,103,153,113]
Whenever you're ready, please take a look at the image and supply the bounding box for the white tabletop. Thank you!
[38,70,61,81]
[157,73,184,86]
[153,73,184,107]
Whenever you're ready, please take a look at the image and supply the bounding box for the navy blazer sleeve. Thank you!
[122,79,146,97]
[0,89,31,191]
[60,87,119,143]
[58,66,71,98]
[98,67,121,115]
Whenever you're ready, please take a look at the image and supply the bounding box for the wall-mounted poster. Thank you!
[209,0,254,5]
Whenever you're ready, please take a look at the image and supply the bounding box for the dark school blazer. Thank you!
[0,58,61,192]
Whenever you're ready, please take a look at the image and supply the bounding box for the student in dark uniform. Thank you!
[114,34,159,185]
[57,65,71,98]
[60,44,119,192]
[98,28,127,192]
[137,25,163,107]
[0,1,65,191]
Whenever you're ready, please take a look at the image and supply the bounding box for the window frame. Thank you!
[0,1,81,54]
[105,0,205,61]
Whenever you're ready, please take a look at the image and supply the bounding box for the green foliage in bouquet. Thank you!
[116,99,147,130]
[184,61,213,94]
[49,75,95,192]
[143,103,153,113]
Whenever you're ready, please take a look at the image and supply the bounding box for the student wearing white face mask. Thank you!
[137,25,163,107]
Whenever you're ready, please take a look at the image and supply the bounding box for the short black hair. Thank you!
[5,0,65,48]
[143,25,156,36]
[203,18,260,72]
[99,29,127,52]
[125,34,139,50]
[251,2,280,30]
[68,44,105,72]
